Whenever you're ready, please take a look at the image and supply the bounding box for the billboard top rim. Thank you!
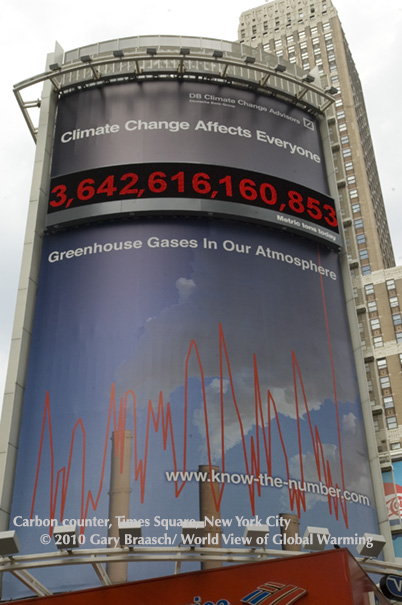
[14,36,337,143]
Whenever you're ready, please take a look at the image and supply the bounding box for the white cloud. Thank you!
[342,412,357,434]
[176,277,196,303]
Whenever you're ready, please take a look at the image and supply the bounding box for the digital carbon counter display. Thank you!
[48,162,338,235]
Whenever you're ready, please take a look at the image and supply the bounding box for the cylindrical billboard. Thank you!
[4,71,379,598]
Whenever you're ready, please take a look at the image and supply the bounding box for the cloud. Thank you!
[342,412,357,434]
[176,277,196,303]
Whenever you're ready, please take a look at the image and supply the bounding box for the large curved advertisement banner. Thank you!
[46,81,341,248]
[6,218,378,598]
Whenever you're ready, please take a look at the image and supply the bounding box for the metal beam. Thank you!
[91,560,112,586]
[10,569,52,597]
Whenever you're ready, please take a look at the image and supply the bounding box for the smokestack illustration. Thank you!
[280,513,301,552]
[107,431,132,583]
[199,464,223,569]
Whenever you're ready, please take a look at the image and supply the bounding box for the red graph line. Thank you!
[30,328,349,530]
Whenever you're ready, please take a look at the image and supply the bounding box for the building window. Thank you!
[386,279,396,290]
[356,234,366,244]
[386,416,398,430]
[377,358,387,370]
[380,376,391,389]
[390,296,399,308]
[373,336,383,347]
[393,313,402,326]
[361,265,372,275]
[390,442,401,450]
[364,283,375,296]
[351,203,361,214]
[370,318,381,331]
[384,396,394,409]
[373,416,380,432]
[359,249,369,260]
[354,218,363,229]
[397,333,402,343]
[367,300,377,313]
[349,188,358,198]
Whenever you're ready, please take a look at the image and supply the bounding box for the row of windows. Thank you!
[353,212,370,274]
[372,352,398,432]
[244,15,331,43]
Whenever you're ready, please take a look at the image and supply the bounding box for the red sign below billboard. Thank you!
[4,549,389,605]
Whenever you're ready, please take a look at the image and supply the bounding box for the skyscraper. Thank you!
[238,0,402,554]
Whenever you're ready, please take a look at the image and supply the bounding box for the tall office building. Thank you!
[238,0,402,551]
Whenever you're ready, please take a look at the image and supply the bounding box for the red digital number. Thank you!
[192,173,211,195]
[323,204,338,227]
[50,184,68,207]
[77,178,95,201]
[148,172,167,193]
[120,173,139,195]
[287,190,304,213]
[239,179,257,201]
[260,182,277,206]
[306,196,322,220]
[97,175,117,197]
[171,171,185,193]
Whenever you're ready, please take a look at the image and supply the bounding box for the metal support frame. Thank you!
[13,45,335,143]
[0,546,399,598]
[9,569,52,597]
